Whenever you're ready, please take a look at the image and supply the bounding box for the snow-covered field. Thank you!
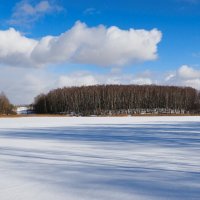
[0,116,200,200]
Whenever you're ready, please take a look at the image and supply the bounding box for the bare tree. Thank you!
[0,92,13,115]
[34,85,200,115]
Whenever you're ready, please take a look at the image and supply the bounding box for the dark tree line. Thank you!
[0,92,14,115]
[34,85,200,115]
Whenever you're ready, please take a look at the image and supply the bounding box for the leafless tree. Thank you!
[0,92,13,115]
[34,85,200,115]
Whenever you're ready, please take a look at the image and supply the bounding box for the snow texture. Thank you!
[0,116,200,200]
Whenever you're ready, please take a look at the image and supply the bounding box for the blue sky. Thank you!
[0,0,200,104]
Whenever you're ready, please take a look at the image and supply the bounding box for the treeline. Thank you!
[34,85,200,115]
[0,92,14,115]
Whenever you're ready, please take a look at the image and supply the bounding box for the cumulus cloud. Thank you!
[8,0,63,26]
[165,65,200,90]
[0,21,162,68]
[0,28,37,67]
[177,65,200,79]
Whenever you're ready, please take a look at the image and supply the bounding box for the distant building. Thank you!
[15,105,35,115]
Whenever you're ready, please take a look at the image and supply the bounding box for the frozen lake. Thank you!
[0,117,200,200]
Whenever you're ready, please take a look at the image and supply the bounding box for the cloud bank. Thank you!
[0,68,155,104]
[58,71,153,88]
[0,65,199,105]
[0,21,162,68]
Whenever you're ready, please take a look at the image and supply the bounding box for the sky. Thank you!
[0,0,200,104]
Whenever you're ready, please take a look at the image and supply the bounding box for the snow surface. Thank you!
[0,116,200,200]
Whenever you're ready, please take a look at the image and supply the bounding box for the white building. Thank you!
[16,106,34,115]
[16,106,29,115]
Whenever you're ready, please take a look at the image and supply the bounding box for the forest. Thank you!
[0,92,14,115]
[34,85,200,115]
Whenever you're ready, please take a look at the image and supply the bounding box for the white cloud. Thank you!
[0,21,162,68]
[83,8,101,15]
[58,71,154,88]
[0,28,37,67]
[59,72,98,87]
[8,0,63,26]
[130,78,153,85]
[2,64,200,105]
[177,65,200,79]
[183,79,200,89]
[165,73,175,81]
[0,66,55,104]
[0,67,156,104]
[165,65,200,90]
